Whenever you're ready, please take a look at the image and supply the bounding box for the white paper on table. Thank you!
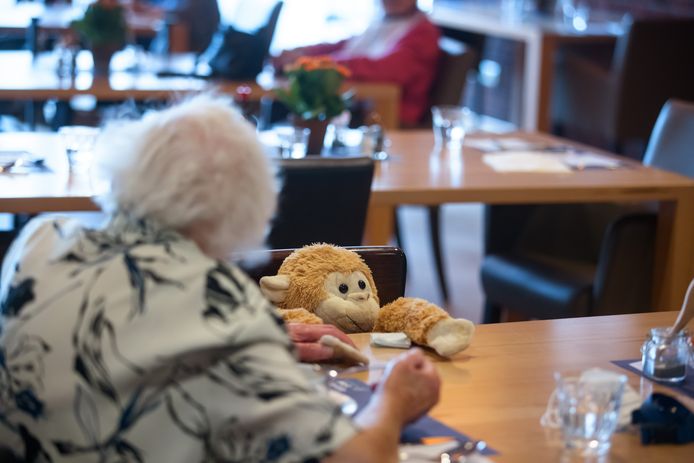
[465,137,533,152]
[483,152,573,173]
[464,138,502,151]
[564,152,622,170]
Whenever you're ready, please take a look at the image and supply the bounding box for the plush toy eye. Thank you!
[358,280,366,290]
[339,283,349,294]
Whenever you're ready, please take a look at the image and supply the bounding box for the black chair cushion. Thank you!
[481,253,595,319]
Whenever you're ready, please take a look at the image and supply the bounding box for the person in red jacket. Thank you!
[273,0,440,127]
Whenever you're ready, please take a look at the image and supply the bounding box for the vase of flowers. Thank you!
[71,0,127,76]
[275,56,352,154]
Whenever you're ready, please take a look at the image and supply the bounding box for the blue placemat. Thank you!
[327,378,497,455]
[612,359,694,399]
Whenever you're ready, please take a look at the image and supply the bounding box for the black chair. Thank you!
[642,99,694,177]
[480,99,694,323]
[267,155,375,249]
[552,16,694,159]
[242,246,407,305]
[396,37,477,303]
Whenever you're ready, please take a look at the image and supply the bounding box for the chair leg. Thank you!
[482,301,502,324]
[427,205,449,303]
[393,207,404,248]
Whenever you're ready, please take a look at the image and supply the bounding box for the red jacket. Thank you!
[301,16,441,126]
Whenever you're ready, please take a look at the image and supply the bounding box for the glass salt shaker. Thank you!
[641,327,692,383]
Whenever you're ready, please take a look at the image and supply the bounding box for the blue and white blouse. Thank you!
[0,213,356,462]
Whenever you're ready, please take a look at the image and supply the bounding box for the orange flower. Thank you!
[335,64,352,78]
[276,55,352,120]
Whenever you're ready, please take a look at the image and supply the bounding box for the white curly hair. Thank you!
[94,94,277,258]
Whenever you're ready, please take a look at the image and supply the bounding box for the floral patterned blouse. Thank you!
[0,213,356,462]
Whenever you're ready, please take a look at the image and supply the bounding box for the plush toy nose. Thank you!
[350,292,370,302]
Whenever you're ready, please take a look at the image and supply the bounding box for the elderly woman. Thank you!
[273,0,440,126]
[0,96,439,462]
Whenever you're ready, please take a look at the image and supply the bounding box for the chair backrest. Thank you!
[642,99,694,178]
[613,17,694,143]
[419,36,477,126]
[256,1,284,60]
[267,156,375,249]
[241,246,407,305]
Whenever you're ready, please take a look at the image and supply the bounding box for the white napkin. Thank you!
[371,332,412,349]
[483,152,573,173]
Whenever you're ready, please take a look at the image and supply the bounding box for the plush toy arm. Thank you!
[260,275,290,305]
[280,308,324,325]
[375,297,474,357]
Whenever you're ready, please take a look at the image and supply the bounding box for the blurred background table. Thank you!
[364,129,694,311]
[430,0,623,131]
[0,1,163,39]
[0,50,401,129]
[349,311,693,462]
[0,129,692,310]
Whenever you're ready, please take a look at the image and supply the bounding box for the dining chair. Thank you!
[396,36,477,303]
[480,99,694,323]
[241,246,407,305]
[266,155,375,249]
[552,16,694,159]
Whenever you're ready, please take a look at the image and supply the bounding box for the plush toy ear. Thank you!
[259,275,290,304]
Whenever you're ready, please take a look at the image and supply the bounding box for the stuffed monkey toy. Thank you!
[260,244,474,357]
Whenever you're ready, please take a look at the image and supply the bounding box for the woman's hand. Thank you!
[286,323,356,363]
[373,348,441,424]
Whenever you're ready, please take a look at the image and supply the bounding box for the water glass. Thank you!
[276,127,310,159]
[58,126,100,172]
[554,370,627,456]
[431,105,472,147]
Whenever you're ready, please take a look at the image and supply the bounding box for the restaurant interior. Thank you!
[0,0,693,461]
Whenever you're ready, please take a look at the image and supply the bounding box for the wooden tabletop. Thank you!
[1,129,692,309]
[348,311,693,462]
[364,130,694,312]
[0,50,401,128]
[0,2,162,36]
[372,131,694,205]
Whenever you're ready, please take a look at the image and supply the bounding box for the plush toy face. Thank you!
[259,244,381,333]
[316,270,379,332]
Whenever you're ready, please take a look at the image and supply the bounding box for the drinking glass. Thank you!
[276,127,310,159]
[554,370,627,456]
[58,126,100,172]
[431,105,473,147]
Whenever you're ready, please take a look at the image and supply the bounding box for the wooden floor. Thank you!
[397,204,485,323]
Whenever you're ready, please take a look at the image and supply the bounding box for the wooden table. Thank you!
[0,1,162,37]
[349,311,693,462]
[1,130,692,309]
[364,130,694,311]
[430,0,622,131]
[0,50,401,129]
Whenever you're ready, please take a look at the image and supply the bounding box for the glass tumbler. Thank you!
[641,328,692,383]
[554,370,627,456]
[431,105,472,147]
